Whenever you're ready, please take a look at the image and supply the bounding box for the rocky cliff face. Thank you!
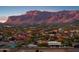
[5,10,79,25]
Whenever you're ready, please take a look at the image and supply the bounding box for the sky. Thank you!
[0,6,79,16]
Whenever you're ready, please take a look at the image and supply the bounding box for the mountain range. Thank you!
[3,10,79,26]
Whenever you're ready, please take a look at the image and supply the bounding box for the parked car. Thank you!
[27,44,38,48]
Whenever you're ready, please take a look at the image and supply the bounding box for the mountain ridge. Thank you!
[5,10,79,25]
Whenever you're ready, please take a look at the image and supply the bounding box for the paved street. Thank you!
[0,48,79,52]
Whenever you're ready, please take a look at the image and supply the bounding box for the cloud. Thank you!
[0,16,8,23]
